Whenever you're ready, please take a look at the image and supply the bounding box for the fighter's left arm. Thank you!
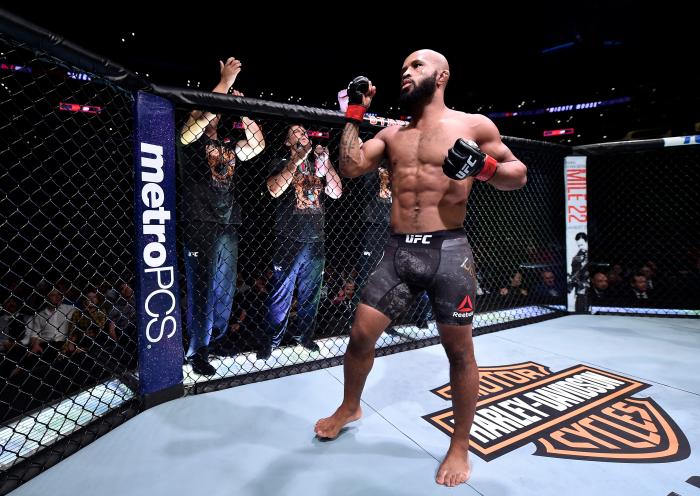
[474,115,527,191]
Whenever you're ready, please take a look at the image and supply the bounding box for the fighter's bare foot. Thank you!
[435,447,471,487]
[314,405,362,439]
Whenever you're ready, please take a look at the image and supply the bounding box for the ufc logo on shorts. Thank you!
[455,156,478,179]
[405,234,432,244]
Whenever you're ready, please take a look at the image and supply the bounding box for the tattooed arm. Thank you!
[338,123,388,178]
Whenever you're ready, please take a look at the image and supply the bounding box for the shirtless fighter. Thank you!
[315,49,527,487]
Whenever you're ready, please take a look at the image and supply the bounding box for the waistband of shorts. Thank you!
[387,228,466,248]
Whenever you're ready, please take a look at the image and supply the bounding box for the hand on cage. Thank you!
[291,140,312,167]
[345,76,376,123]
[219,57,242,88]
[314,145,329,177]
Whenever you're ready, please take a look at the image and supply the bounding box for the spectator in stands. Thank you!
[107,281,136,340]
[105,280,137,368]
[589,272,611,305]
[22,286,76,361]
[0,296,28,352]
[499,271,529,302]
[639,263,659,292]
[329,280,357,334]
[627,273,653,305]
[533,270,564,302]
[236,273,251,297]
[320,264,342,302]
[606,263,625,289]
[69,288,116,348]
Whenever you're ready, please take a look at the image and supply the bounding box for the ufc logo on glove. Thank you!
[455,156,478,179]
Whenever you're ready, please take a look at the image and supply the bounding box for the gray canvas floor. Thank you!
[9,315,700,496]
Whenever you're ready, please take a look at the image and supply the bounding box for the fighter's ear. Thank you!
[438,70,450,86]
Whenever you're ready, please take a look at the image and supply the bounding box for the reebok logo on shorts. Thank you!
[453,295,474,318]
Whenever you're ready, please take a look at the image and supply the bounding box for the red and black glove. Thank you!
[345,76,370,123]
[442,139,498,181]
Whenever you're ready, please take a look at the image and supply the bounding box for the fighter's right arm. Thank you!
[339,125,386,178]
[339,76,386,177]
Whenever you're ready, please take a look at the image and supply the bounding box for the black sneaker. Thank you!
[187,353,217,376]
[255,345,272,360]
[297,339,320,353]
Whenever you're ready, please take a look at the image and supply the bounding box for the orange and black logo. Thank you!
[422,362,690,463]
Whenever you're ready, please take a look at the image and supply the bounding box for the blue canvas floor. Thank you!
[9,315,700,496]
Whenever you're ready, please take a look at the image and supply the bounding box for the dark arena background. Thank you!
[0,5,698,496]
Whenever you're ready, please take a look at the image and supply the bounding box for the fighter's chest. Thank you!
[387,126,470,167]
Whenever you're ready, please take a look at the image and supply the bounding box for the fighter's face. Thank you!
[576,239,588,250]
[399,56,438,107]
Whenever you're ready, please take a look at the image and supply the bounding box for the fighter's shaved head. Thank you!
[408,49,449,73]
[401,49,450,91]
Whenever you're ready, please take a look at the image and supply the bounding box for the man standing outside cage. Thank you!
[178,57,265,375]
[256,124,343,359]
[314,49,527,487]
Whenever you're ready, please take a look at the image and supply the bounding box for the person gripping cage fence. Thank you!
[178,57,265,375]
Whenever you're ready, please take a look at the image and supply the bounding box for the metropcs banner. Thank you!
[133,91,183,397]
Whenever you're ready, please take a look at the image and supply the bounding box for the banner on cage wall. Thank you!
[133,91,184,398]
[564,156,588,313]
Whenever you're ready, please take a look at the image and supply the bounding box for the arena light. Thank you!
[489,97,631,119]
[308,130,330,139]
[0,63,32,73]
[543,128,574,137]
[66,71,92,81]
[58,102,103,114]
[541,41,575,54]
